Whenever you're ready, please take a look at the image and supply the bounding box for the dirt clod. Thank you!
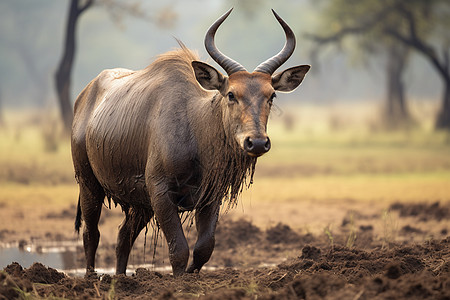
[215,218,262,249]
[266,223,301,244]
[390,201,450,221]
[301,245,321,260]
[23,262,66,284]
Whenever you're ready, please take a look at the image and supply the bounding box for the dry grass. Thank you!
[0,103,449,242]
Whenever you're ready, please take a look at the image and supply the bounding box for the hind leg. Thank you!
[78,182,104,272]
[116,208,152,274]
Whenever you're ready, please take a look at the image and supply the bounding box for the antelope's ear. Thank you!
[272,65,310,92]
[192,61,228,92]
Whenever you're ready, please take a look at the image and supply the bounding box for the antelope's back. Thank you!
[71,48,209,206]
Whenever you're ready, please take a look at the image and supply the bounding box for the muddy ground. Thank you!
[1,200,449,299]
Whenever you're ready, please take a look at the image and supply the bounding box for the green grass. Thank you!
[324,225,334,248]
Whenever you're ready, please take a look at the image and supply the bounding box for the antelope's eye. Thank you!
[268,93,276,104]
[228,92,237,102]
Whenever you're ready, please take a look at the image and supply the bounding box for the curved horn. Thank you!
[205,8,247,75]
[253,9,296,75]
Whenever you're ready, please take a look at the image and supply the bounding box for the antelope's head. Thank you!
[192,9,310,157]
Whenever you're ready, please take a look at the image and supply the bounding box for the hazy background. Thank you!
[0,0,442,113]
[0,0,449,275]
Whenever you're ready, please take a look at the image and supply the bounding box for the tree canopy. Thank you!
[308,0,450,129]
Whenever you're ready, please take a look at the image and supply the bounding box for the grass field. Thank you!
[0,103,449,241]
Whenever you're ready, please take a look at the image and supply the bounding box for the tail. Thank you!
[75,195,82,234]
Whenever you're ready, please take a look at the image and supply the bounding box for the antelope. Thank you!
[71,8,310,276]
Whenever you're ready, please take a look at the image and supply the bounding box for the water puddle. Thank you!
[0,240,81,274]
[0,240,218,276]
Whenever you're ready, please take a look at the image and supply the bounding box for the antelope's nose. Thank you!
[243,136,271,156]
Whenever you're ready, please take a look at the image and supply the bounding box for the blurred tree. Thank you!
[307,0,450,129]
[385,1,450,129]
[55,0,177,132]
[55,0,94,132]
[384,43,410,128]
[306,0,414,129]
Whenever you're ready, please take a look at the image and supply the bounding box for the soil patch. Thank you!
[1,200,449,299]
[2,207,449,300]
[390,201,450,221]
[2,237,449,299]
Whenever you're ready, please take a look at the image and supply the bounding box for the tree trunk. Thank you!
[55,0,92,133]
[436,79,450,129]
[384,44,411,129]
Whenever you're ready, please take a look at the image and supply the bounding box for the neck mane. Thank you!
[192,93,257,211]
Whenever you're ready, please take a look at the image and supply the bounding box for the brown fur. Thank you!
[72,46,256,275]
[73,12,309,277]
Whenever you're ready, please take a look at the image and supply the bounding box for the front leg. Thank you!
[186,202,220,273]
[150,182,189,276]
